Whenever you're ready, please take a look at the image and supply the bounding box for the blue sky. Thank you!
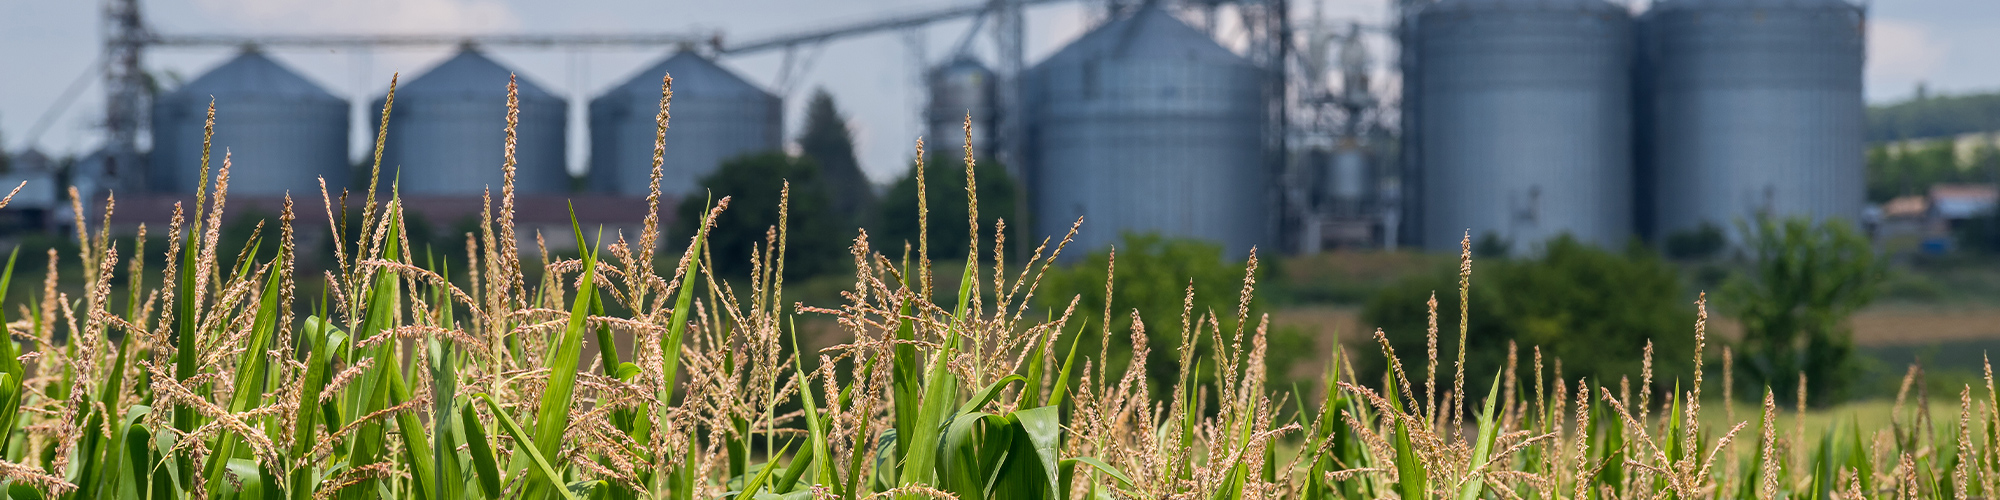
[0,0,1991,182]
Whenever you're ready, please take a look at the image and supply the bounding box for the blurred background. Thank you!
[1,0,1997,405]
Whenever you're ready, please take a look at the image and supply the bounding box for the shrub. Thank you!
[1664,222,1727,260]
[1040,233,1312,395]
[1362,235,1695,402]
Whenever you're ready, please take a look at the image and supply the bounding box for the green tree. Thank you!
[1868,90,2000,142]
[1864,138,1995,203]
[673,152,844,279]
[798,89,877,224]
[1362,236,1695,403]
[1039,233,1312,396]
[1724,217,1884,407]
[877,155,1018,261]
[1664,223,1726,261]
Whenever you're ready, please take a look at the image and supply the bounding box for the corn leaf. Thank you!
[461,403,504,500]
[990,406,1062,500]
[289,317,343,500]
[733,440,796,500]
[1388,379,1427,500]
[479,394,582,500]
[1455,374,1503,500]
[525,220,601,497]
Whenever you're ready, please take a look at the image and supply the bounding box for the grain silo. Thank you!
[151,50,349,195]
[589,51,781,198]
[926,57,996,157]
[1025,6,1269,258]
[373,48,569,195]
[1412,0,1634,253]
[1643,0,1865,240]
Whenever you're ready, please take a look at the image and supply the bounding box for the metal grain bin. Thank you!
[151,50,349,195]
[1643,0,1865,240]
[1025,7,1269,258]
[927,57,996,157]
[1413,0,1634,253]
[589,51,781,198]
[373,48,569,195]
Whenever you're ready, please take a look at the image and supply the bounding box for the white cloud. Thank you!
[189,0,519,34]
[1867,18,1949,99]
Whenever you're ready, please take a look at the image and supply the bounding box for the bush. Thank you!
[1664,223,1726,261]
[1724,217,1884,406]
[1361,236,1695,402]
[673,151,846,279]
[1040,233,1312,396]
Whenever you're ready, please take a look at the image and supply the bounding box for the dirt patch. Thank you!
[1851,307,2000,346]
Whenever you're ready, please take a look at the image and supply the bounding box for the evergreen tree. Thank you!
[798,89,876,224]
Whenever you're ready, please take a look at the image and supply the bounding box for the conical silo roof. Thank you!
[1425,0,1627,14]
[588,51,782,198]
[1037,7,1251,68]
[601,51,774,101]
[174,50,343,102]
[151,50,350,195]
[372,48,570,195]
[395,49,562,102]
[1651,0,1856,9]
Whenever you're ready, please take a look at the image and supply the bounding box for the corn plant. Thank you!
[0,70,1988,500]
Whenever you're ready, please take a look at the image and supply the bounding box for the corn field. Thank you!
[0,72,1987,500]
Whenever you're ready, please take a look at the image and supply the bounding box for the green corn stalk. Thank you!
[1455,374,1503,500]
[479,395,582,500]
[340,204,407,500]
[894,262,978,498]
[66,338,130,500]
[888,279,920,465]
[732,440,795,500]
[648,200,712,498]
[289,317,344,500]
[461,403,504,500]
[521,218,602,498]
[1388,379,1427,500]
[0,249,22,455]
[1046,324,1085,409]
[792,330,839,491]
[1807,420,1845,500]
[200,255,285,494]
[384,345,438,500]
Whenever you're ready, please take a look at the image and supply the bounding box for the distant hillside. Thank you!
[1870,91,2000,142]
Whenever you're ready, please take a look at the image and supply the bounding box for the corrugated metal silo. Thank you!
[151,50,349,195]
[374,48,569,195]
[1414,0,1634,253]
[589,51,782,198]
[1643,0,1865,240]
[1026,7,1269,258]
[927,57,996,157]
